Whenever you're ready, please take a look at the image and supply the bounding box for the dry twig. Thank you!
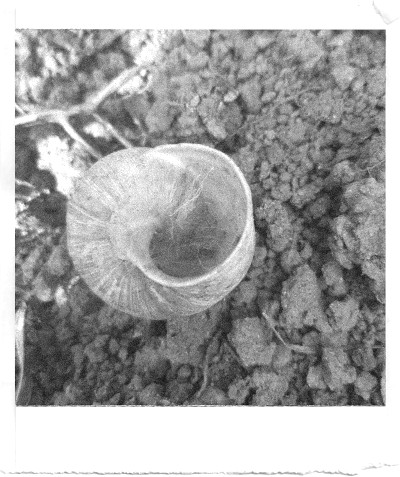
[262,311,315,355]
[57,116,103,160]
[15,65,148,127]
[15,65,152,158]
[92,113,134,149]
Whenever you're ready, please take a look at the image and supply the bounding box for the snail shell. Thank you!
[67,143,255,320]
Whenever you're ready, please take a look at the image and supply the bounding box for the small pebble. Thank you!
[177,364,192,382]
[199,387,230,405]
[332,65,357,90]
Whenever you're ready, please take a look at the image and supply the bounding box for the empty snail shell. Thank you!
[67,143,255,320]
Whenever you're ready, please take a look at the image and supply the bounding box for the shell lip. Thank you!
[141,143,255,289]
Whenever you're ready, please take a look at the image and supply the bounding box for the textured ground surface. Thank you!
[15,29,385,406]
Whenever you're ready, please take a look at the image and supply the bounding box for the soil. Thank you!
[15,29,385,406]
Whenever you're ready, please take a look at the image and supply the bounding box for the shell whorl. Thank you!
[67,144,255,320]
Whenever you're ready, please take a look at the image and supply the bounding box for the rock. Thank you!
[137,383,164,405]
[291,182,323,209]
[332,65,357,90]
[145,100,175,134]
[32,272,55,302]
[283,31,325,69]
[280,247,303,273]
[166,381,194,404]
[380,372,386,404]
[231,147,258,183]
[261,91,276,104]
[183,30,211,49]
[256,198,293,252]
[239,76,262,113]
[286,119,307,144]
[16,142,36,181]
[108,338,119,355]
[327,31,354,48]
[366,67,385,97]
[84,341,107,365]
[307,365,327,389]
[68,281,103,320]
[134,346,171,383]
[351,344,377,372]
[322,261,347,296]
[251,370,289,405]
[252,246,267,268]
[321,348,357,391]
[176,364,192,382]
[45,244,71,277]
[234,280,258,307]
[354,371,378,401]
[198,386,231,405]
[107,393,121,405]
[326,297,360,332]
[228,378,251,404]
[330,178,385,302]
[65,383,86,404]
[94,382,113,402]
[272,345,292,370]
[281,264,329,332]
[125,374,144,399]
[21,246,45,284]
[229,317,276,368]
[118,347,128,363]
[161,308,220,366]
[71,344,85,369]
[97,306,133,332]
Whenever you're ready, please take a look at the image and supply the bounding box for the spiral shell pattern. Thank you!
[67,144,255,320]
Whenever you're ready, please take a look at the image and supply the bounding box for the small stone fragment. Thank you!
[228,377,251,405]
[84,341,107,365]
[167,381,194,404]
[231,147,258,183]
[251,370,289,405]
[256,198,293,252]
[137,383,164,405]
[307,365,327,389]
[235,280,258,307]
[176,364,192,382]
[326,297,360,332]
[21,246,45,284]
[332,65,357,90]
[281,264,329,332]
[272,344,292,370]
[322,348,357,391]
[283,30,325,69]
[229,317,276,368]
[32,272,55,302]
[322,261,347,296]
[198,386,230,405]
[145,100,175,134]
[354,371,378,401]
[45,244,71,277]
[239,76,262,113]
[161,310,220,366]
[108,338,119,355]
[183,30,211,49]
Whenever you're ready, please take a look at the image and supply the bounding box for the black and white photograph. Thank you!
[3,2,400,474]
[14,28,386,407]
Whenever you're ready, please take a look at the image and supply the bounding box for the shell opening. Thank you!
[149,190,231,278]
